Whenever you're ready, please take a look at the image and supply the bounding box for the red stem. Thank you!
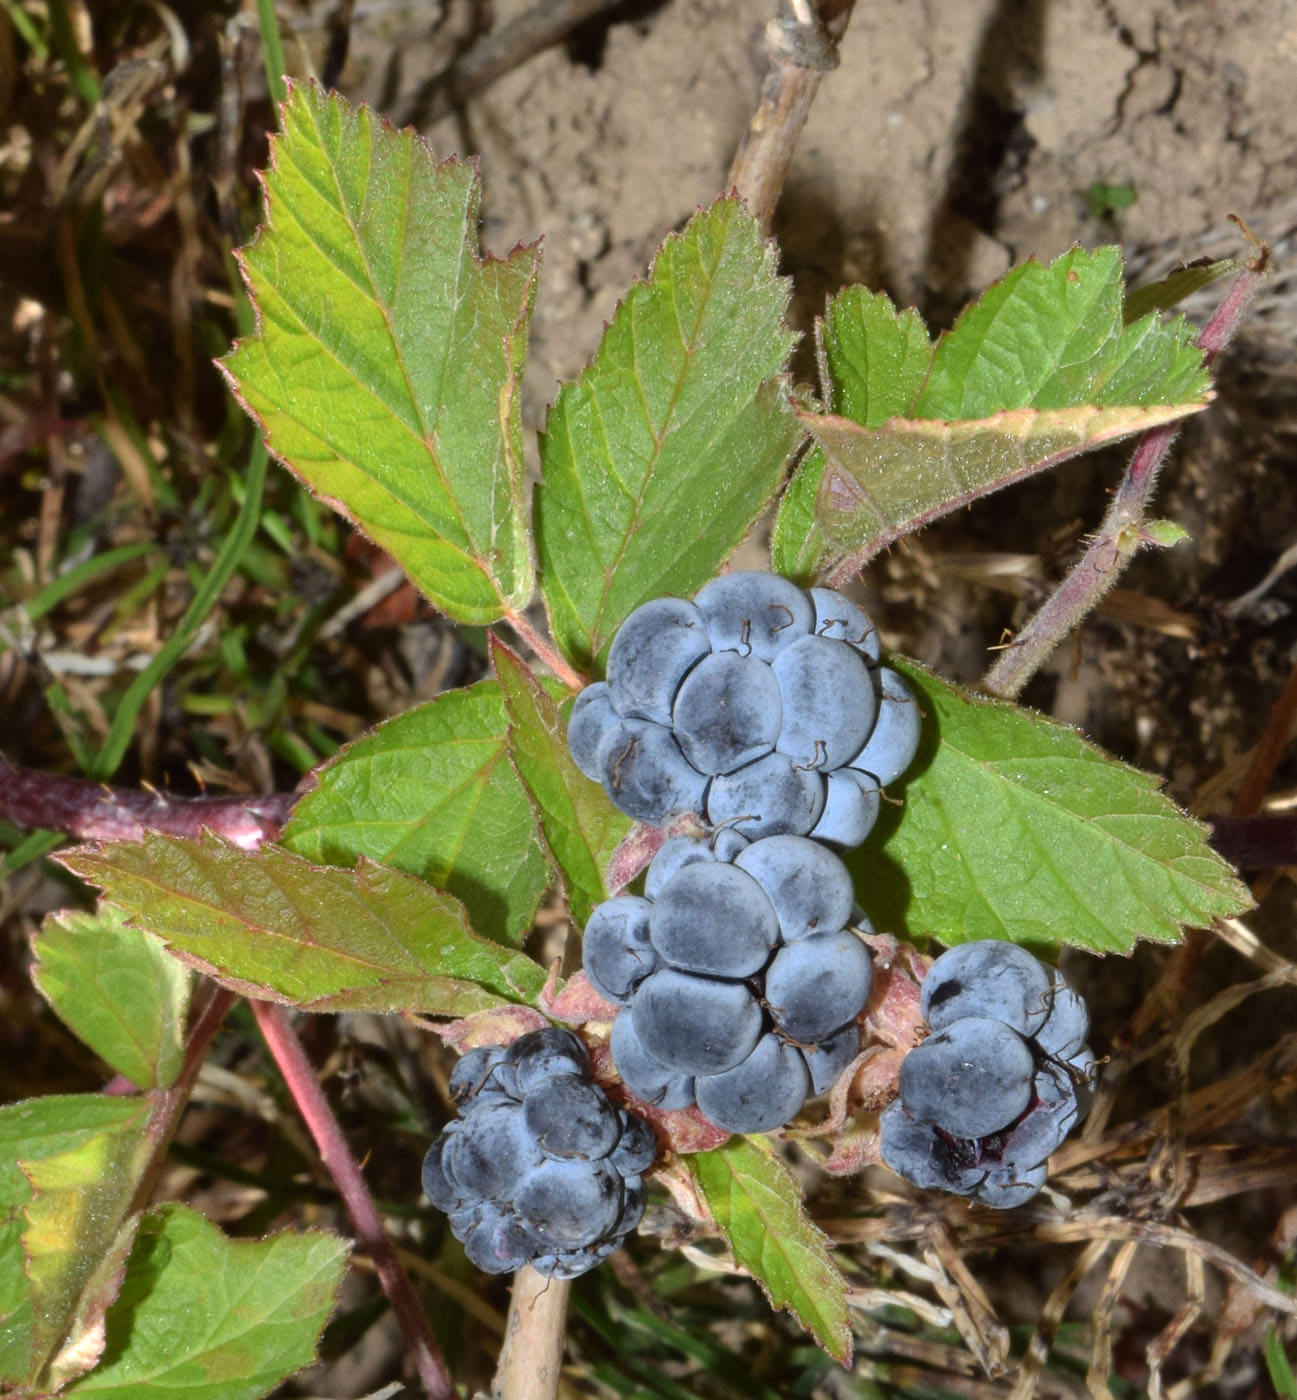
[504,612,584,691]
[0,757,295,849]
[128,983,239,1215]
[250,1000,454,1400]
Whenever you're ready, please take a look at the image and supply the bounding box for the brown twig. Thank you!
[727,0,856,231]
[492,1265,572,1400]
[393,0,624,129]
[1007,1238,1111,1400]
[250,1000,454,1400]
[0,757,295,850]
[1012,1217,1297,1318]
[982,260,1266,700]
[1115,645,1297,1053]
[1231,650,1297,817]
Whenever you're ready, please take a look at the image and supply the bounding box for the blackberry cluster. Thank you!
[567,573,921,844]
[587,834,872,1134]
[421,1028,655,1277]
[879,941,1095,1208]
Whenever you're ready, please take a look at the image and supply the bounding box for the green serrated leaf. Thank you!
[33,904,192,1089]
[282,679,547,947]
[849,660,1253,952]
[62,833,547,1015]
[688,1137,850,1363]
[64,1203,347,1400]
[819,286,933,427]
[492,638,629,928]
[802,247,1210,569]
[915,248,1205,416]
[222,83,537,624]
[536,196,802,671]
[0,1095,153,1390]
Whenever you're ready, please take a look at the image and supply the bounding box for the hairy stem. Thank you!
[129,982,239,1216]
[492,1265,572,1400]
[0,757,295,849]
[982,262,1265,699]
[250,1000,454,1400]
[504,611,584,690]
[727,0,856,231]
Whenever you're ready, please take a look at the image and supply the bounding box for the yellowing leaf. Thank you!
[65,1204,347,1400]
[0,1095,152,1391]
[810,401,1199,558]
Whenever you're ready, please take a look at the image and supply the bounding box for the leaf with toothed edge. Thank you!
[0,1095,153,1391]
[221,82,537,625]
[63,1204,347,1400]
[811,400,1200,562]
[536,196,803,672]
[847,659,1253,953]
[1123,257,1246,324]
[772,247,1211,576]
[61,833,548,1016]
[688,1136,851,1364]
[281,679,549,948]
[32,905,192,1090]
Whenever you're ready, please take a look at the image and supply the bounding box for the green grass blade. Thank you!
[91,443,268,782]
[18,544,155,625]
[255,0,288,108]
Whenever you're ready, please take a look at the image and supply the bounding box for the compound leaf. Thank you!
[63,833,547,1016]
[65,1203,347,1400]
[689,1136,850,1363]
[33,905,191,1090]
[0,1095,153,1391]
[223,83,537,624]
[537,196,801,671]
[788,248,1210,572]
[492,638,629,928]
[281,679,547,947]
[849,660,1253,952]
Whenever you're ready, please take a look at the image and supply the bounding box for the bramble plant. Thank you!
[1,77,1266,1399]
